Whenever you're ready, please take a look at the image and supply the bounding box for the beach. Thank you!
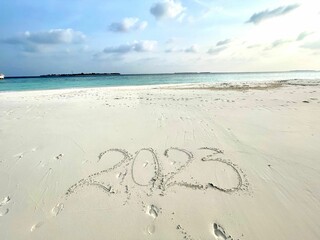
[0,79,320,240]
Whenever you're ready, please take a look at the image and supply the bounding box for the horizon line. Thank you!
[3,69,319,79]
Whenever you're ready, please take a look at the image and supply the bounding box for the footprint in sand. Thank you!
[30,222,44,232]
[147,224,156,235]
[0,196,11,217]
[0,196,10,206]
[213,223,235,240]
[146,205,159,219]
[55,153,64,160]
[14,153,24,159]
[0,208,9,216]
[51,203,64,216]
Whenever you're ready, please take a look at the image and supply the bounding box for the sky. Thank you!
[1,0,320,76]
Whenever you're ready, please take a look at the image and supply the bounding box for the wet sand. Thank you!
[0,79,320,240]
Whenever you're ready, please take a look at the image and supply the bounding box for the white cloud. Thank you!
[271,39,292,48]
[216,39,231,47]
[30,29,85,44]
[184,44,199,53]
[165,48,177,53]
[207,46,227,55]
[150,0,185,20]
[134,41,157,52]
[109,18,148,33]
[302,40,320,49]
[3,29,86,52]
[164,44,199,53]
[22,29,85,44]
[247,44,261,49]
[247,4,299,24]
[103,40,157,54]
[296,32,313,41]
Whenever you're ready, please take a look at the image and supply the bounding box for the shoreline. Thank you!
[1,78,319,96]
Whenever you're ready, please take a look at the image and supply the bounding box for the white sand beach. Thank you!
[0,79,320,240]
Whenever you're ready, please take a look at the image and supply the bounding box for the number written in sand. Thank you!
[65,147,249,198]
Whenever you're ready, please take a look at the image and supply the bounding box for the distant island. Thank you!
[40,72,121,77]
[4,72,121,79]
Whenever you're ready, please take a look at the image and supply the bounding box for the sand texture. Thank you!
[0,79,320,239]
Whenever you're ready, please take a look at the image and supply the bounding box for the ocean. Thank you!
[1,71,320,92]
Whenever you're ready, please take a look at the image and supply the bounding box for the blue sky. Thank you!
[1,0,320,76]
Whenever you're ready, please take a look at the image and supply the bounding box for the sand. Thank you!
[0,79,320,240]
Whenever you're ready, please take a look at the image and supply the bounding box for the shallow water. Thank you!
[1,71,320,92]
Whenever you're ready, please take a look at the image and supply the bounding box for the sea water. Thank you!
[0,71,320,92]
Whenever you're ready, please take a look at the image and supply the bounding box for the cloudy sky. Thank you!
[1,0,320,76]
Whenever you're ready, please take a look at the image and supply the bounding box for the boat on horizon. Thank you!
[0,73,4,80]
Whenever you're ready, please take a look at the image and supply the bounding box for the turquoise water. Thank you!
[1,71,320,92]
